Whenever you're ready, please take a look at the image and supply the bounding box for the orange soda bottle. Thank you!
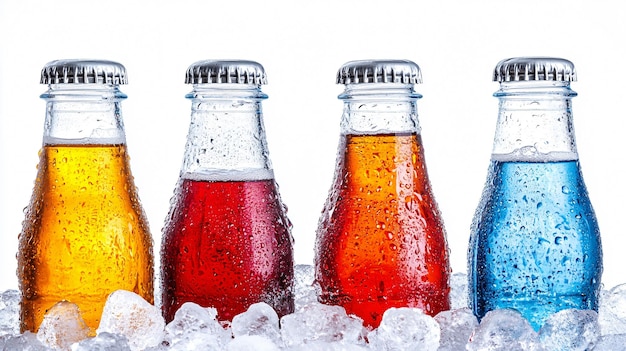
[314,60,451,328]
[18,60,154,333]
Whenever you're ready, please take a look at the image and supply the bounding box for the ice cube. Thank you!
[96,290,165,351]
[70,332,131,351]
[466,309,543,351]
[231,302,280,345]
[166,333,223,351]
[599,283,626,335]
[163,302,231,349]
[592,333,626,351]
[367,307,440,351]
[0,290,20,336]
[36,301,90,350]
[434,307,478,351]
[293,264,317,310]
[0,331,49,350]
[283,340,369,350]
[449,272,469,310]
[280,302,366,347]
[538,309,599,351]
[226,335,280,351]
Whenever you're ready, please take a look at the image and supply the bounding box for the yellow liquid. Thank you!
[18,144,154,334]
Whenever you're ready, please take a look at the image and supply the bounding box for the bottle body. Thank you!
[315,75,450,328]
[160,67,294,323]
[316,133,450,327]
[469,62,602,331]
[161,175,294,321]
[18,68,154,334]
[469,158,601,330]
[19,144,154,333]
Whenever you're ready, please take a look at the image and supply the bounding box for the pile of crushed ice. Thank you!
[1,265,626,351]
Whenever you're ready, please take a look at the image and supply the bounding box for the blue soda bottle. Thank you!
[468,57,603,330]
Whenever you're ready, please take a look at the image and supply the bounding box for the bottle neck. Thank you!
[339,83,422,135]
[181,84,273,181]
[492,81,578,162]
[41,84,127,145]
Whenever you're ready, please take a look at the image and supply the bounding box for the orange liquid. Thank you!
[315,133,450,328]
[18,144,154,334]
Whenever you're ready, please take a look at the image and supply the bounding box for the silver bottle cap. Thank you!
[185,60,267,85]
[493,57,577,82]
[41,59,127,85]
[336,59,423,85]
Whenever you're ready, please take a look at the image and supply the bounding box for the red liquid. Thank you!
[315,133,450,328]
[160,178,294,322]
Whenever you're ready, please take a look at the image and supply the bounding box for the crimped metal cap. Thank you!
[41,59,127,85]
[494,57,576,82]
[336,59,422,84]
[185,60,267,85]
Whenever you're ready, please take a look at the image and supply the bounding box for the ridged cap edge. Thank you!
[493,57,577,82]
[41,59,127,84]
[336,59,422,84]
[185,60,267,85]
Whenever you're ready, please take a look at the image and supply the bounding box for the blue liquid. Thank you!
[468,160,602,330]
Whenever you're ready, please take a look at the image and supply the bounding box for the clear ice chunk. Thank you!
[449,272,469,310]
[367,307,440,351]
[36,301,90,350]
[0,331,49,350]
[293,264,317,310]
[163,302,231,349]
[226,335,280,351]
[231,302,280,345]
[166,332,223,351]
[283,340,369,350]
[70,332,131,351]
[466,309,543,351]
[0,290,20,336]
[599,283,626,336]
[96,290,165,351]
[593,333,626,351]
[435,307,479,351]
[538,309,599,351]
[279,302,366,347]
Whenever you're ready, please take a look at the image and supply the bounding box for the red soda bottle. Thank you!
[314,60,451,328]
[160,60,295,322]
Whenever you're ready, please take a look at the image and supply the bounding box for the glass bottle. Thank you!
[314,59,451,328]
[18,59,155,333]
[468,57,603,330]
[160,60,294,323]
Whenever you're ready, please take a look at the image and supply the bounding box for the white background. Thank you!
[1,1,624,293]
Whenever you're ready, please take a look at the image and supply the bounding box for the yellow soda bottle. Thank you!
[18,60,154,334]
